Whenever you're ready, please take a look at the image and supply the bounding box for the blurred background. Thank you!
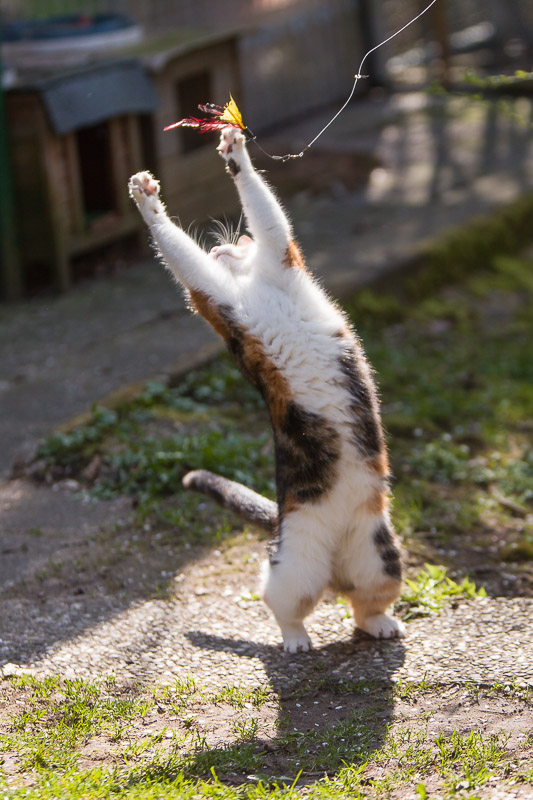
[1,0,532,299]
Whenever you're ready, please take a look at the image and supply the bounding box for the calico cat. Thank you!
[129,127,405,652]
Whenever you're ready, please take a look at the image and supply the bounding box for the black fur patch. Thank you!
[268,533,282,566]
[207,305,340,526]
[274,401,340,511]
[226,158,241,177]
[373,523,393,547]
[373,522,402,580]
[382,551,402,580]
[337,350,384,457]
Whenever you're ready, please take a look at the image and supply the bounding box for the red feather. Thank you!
[164,98,245,134]
[163,117,237,133]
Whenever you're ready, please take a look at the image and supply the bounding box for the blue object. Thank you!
[1,14,136,43]
[28,60,159,135]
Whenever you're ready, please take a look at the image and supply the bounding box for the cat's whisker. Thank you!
[210,217,228,246]
[233,211,245,245]
[210,216,244,247]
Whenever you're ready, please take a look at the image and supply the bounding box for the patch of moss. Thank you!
[406,193,533,299]
[346,194,533,328]
[501,539,533,562]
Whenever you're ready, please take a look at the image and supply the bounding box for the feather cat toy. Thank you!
[129,128,405,651]
[162,0,440,162]
[164,95,253,139]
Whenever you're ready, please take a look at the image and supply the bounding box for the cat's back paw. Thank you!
[129,171,164,218]
[357,613,406,639]
[281,625,312,653]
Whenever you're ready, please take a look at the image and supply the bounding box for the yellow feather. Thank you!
[220,95,245,128]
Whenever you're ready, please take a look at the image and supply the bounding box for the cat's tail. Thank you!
[182,470,278,533]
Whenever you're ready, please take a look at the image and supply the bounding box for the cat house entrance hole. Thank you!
[76,121,116,226]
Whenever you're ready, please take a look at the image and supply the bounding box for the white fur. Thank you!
[129,128,404,651]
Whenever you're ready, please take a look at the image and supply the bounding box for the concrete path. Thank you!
[1,91,533,477]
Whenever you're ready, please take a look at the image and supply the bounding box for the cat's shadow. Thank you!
[185,629,406,782]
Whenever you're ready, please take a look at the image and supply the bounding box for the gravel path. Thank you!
[2,531,531,692]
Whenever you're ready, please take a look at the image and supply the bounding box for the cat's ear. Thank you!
[237,235,253,247]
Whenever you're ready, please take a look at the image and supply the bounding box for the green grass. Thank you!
[2,672,531,799]
[208,685,271,710]
[358,254,533,571]
[1,676,152,774]
[35,360,273,529]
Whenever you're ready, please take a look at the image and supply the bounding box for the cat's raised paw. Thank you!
[129,172,163,219]
[217,127,245,161]
[129,171,159,198]
[358,613,406,639]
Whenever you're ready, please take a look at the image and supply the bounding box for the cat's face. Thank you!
[210,235,253,269]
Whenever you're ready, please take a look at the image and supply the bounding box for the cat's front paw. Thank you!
[217,126,245,158]
[129,171,164,219]
[217,128,247,176]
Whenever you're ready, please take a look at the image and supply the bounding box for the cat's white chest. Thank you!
[239,274,348,418]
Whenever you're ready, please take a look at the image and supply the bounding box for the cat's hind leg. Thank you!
[261,512,331,653]
[337,513,405,639]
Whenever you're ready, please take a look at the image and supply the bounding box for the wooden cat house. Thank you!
[5,58,157,293]
[4,28,242,296]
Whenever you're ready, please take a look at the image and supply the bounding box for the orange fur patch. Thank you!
[365,489,389,516]
[283,240,306,270]
[367,452,389,477]
[188,289,233,340]
[329,577,355,594]
[240,334,292,427]
[348,576,402,624]
[282,493,301,516]
[296,594,315,617]
[189,288,292,429]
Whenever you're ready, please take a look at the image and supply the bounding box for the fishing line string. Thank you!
[251,0,440,162]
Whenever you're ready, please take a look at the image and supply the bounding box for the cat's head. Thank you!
[209,234,253,269]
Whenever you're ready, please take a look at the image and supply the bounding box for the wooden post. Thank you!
[0,56,22,300]
[430,0,451,89]
[356,0,389,89]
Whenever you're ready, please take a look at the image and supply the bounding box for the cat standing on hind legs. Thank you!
[129,127,405,652]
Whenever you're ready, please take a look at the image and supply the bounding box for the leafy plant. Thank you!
[406,437,472,483]
[401,564,486,620]
[36,406,119,467]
